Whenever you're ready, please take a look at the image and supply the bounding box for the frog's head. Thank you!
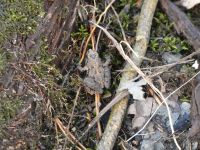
[87,49,98,60]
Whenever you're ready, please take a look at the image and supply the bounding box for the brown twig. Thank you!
[79,0,116,64]
[89,9,103,138]
[68,86,81,129]
[95,94,102,138]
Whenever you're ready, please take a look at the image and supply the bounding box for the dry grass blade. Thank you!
[95,94,102,138]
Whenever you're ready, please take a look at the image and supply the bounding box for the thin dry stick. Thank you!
[95,94,102,137]
[95,12,107,51]
[91,22,181,150]
[115,59,193,72]
[79,0,115,64]
[55,117,86,150]
[111,6,127,42]
[90,12,96,50]
[68,86,81,129]
[116,59,194,73]
[151,49,200,77]
[126,70,200,142]
[120,40,155,62]
[55,120,59,145]
[142,59,194,70]
[89,10,103,137]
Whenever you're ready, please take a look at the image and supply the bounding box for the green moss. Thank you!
[71,25,89,40]
[0,0,44,74]
[150,11,191,53]
[119,0,136,7]
[1,0,44,37]
[31,41,73,114]
[32,37,61,80]
[0,97,22,124]
[180,65,196,77]
[119,12,131,30]
[150,36,189,53]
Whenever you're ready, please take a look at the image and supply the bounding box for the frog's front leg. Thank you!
[103,55,111,88]
[77,65,88,72]
[104,69,111,88]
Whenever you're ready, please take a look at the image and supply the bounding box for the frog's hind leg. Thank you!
[83,77,103,94]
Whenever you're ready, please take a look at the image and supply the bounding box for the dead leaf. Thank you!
[132,117,146,129]
[128,97,157,129]
[118,79,146,101]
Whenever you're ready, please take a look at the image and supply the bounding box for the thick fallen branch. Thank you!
[96,0,158,149]
[160,0,200,51]
[188,74,200,140]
